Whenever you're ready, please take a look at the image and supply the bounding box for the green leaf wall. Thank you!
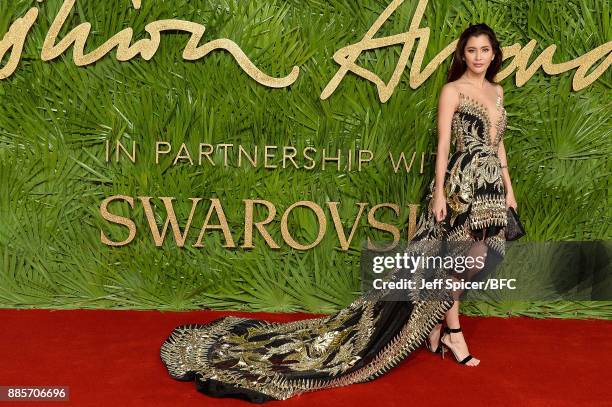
[0,0,610,318]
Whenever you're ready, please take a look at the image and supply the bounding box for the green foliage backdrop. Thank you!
[0,0,610,318]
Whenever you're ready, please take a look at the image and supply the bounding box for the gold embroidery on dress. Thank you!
[468,193,508,230]
[415,87,509,248]
[160,295,453,400]
[160,87,511,401]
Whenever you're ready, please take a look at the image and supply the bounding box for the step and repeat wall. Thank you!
[0,0,609,316]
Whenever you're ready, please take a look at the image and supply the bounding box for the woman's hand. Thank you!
[506,191,517,211]
[432,192,447,222]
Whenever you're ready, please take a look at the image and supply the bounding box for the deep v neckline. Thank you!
[458,91,505,145]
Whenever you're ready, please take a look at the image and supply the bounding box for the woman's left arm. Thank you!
[496,84,517,211]
[497,140,517,210]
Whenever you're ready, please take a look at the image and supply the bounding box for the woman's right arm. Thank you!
[432,84,458,221]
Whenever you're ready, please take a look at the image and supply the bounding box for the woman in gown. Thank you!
[160,23,518,403]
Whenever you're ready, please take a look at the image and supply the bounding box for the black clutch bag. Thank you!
[505,207,526,241]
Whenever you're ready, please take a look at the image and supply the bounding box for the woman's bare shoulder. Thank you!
[439,82,460,104]
[495,83,504,97]
[443,80,462,91]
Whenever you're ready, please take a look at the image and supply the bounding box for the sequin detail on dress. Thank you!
[417,89,509,239]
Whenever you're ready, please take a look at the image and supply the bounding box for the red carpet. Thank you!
[0,308,609,406]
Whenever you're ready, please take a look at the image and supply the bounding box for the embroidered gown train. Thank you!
[160,90,509,403]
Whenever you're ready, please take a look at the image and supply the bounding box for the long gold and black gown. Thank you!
[160,91,509,403]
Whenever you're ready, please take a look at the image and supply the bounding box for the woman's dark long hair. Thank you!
[447,24,503,83]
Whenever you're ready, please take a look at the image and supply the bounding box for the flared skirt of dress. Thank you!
[159,150,508,403]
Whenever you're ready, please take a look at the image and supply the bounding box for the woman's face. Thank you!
[463,34,494,74]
